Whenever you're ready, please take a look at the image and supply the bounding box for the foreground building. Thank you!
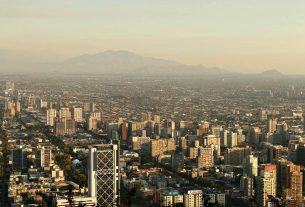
[88,143,120,207]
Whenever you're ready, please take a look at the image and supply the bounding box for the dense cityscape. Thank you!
[1,73,305,206]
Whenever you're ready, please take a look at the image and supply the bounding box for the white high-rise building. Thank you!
[47,109,57,126]
[88,144,120,207]
[73,107,83,122]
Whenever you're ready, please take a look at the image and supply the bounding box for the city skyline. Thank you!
[2,0,305,74]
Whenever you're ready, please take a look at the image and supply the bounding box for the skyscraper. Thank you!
[88,143,120,207]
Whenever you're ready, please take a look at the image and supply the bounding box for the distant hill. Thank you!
[58,50,228,75]
[260,69,283,76]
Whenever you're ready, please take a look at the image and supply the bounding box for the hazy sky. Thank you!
[1,0,305,74]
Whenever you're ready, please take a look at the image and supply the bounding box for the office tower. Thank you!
[224,146,252,166]
[59,107,71,119]
[259,109,268,121]
[267,118,277,133]
[197,146,214,169]
[248,127,262,145]
[88,144,120,207]
[257,164,277,207]
[12,147,28,170]
[47,108,57,126]
[240,176,254,197]
[87,115,98,131]
[227,132,238,148]
[73,107,83,122]
[36,146,52,168]
[150,138,176,159]
[243,155,258,177]
[183,190,203,207]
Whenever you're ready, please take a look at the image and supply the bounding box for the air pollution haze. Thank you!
[1,0,305,74]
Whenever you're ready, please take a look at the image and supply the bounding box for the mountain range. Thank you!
[0,49,285,76]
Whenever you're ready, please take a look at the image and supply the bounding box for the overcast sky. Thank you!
[1,0,305,74]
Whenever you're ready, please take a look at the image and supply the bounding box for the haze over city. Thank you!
[3,1,305,207]
[2,0,305,74]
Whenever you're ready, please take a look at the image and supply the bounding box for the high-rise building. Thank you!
[224,146,252,166]
[141,112,151,122]
[151,138,176,159]
[83,101,90,112]
[12,147,28,171]
[153,115,161,124]
[88,144,120,207]
[267,118,277,133]
[259,109,268,121]
[248,127,262,145]
[240,176,254,197]
[92,111,102,123]
[227,132,238,148]
[243,155,258,177]
[220,130,228,147]
[47,108,57,126]
[197,146,214,169]
[286,171,303,206]
[40,99,48,109]
[203,135,220,156]
[66,119,76,134]
[179,136,187,155]
[87,115,98,131]
[54,118,76,135]
[257,164,277,207]
[59,107,71,119]
[73,107,83,122]
[183,190,203,207]
[36,146,52,168]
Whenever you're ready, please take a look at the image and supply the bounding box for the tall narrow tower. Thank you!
[88,143,120,207]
